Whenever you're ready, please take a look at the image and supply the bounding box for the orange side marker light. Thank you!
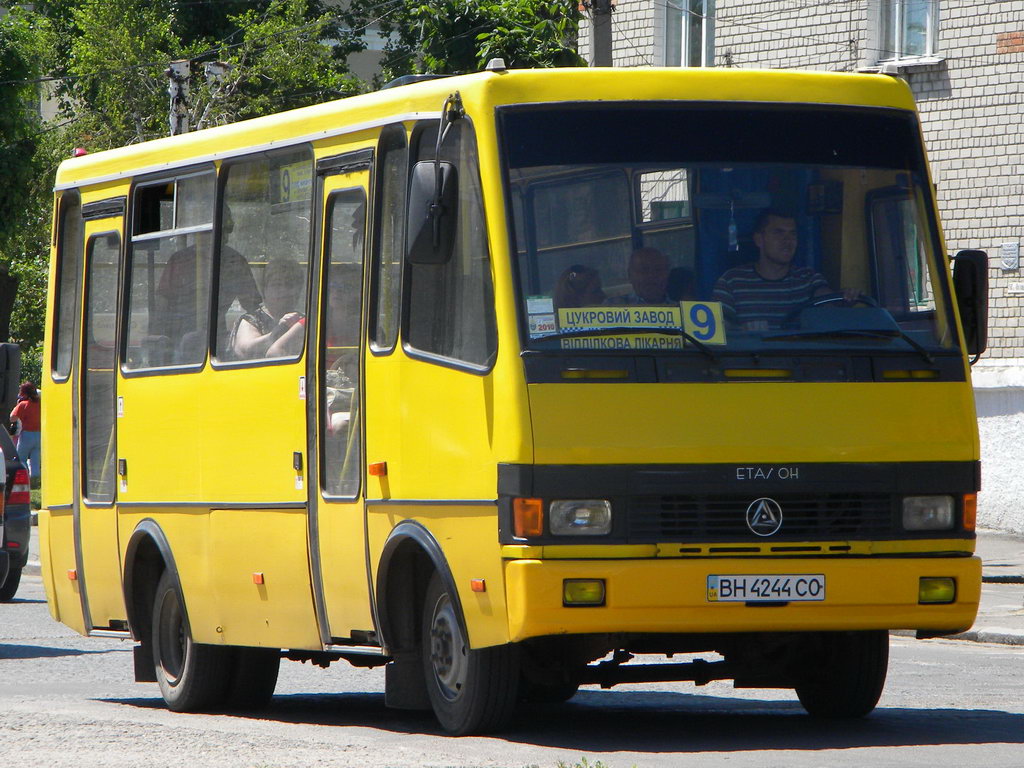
[963,493,977,532]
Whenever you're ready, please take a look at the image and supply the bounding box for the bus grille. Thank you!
[628,493,894,541]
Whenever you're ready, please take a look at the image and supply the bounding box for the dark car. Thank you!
[0,427,31,601]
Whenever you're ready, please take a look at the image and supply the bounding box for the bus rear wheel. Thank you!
[151,570,230,712]
[225,646,280,710]
[794,630,889,718]
[421,572,520,735]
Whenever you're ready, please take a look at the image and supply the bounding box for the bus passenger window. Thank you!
[370,124,407,353]
[322,190,366,497]
[406,120,496,367]
[82,233,121,502]
[52,191,83,380]
[125,171,217,370]
[215,147,313,362]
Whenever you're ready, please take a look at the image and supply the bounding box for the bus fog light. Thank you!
[919,577,956,604]
[549,500,612,535]
[563,579,605,606]
[902,496,954,530]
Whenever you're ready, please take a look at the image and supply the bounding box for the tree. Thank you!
[0,0,372,384]
[346,0,584,83]
[0,11,48,384]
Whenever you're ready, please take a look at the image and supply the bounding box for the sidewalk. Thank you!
[952,527,1024,645]
[20,526,1024,644]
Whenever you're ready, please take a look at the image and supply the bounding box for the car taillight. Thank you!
[9,468,30,505]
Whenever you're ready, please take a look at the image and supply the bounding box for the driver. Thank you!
[712,209,858,330]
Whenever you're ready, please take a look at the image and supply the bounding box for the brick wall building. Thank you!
[580,1,1024,363]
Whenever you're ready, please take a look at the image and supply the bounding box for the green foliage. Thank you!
[191,0,364,130]
[0,11,47,368]
[556,758,614,768]
[66,0,178,145]
[348,0,584,82]
[0,0,373,369]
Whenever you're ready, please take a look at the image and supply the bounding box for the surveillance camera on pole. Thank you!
[165,60,190,136]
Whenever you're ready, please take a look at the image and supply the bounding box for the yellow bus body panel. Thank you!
[208,508,319,648]
[530,382,978,464]
[504,555,981,640]
[38,509,86,633]
[367,505,510,649]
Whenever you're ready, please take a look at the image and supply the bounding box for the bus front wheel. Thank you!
[421,572,520,735]
[794,630,889,718]
[151,570,230,712]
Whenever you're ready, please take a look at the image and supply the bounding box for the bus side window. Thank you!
[369,124,408,353]
[322,190,366,497]
[82,233,121,502]
[52,191,84,380]
[214,147,313,363]
[125,171,216,370]
[405,119,497,368]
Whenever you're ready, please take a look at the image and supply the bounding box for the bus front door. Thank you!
[306,154,374,645]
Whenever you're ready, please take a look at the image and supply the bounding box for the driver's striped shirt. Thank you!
[712,263,829,328]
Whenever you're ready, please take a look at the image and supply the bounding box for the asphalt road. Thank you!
[2,573,1023,768]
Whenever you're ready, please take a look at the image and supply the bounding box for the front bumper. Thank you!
[503,554,981,642]
[1,503,31,569]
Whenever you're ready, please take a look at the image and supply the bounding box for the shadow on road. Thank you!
[0,644,130,660]
[105,688,1024,751]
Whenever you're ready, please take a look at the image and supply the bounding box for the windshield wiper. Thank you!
[763,328,934,365]
[535,325,719,362]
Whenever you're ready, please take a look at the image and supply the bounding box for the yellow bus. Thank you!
[40,66,989,735]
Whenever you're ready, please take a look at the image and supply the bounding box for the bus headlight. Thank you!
[902,496,954,531]
[549,500,612,536]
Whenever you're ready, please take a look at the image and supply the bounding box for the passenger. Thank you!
[553,264,605,309]
[612,247,672,304]
[712,209,858,330]
[154,207,262,358]
[229,258,306,359]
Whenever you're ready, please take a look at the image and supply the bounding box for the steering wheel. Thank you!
[782,292,878,325]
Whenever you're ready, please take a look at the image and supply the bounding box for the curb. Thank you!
[892,627,1024,646]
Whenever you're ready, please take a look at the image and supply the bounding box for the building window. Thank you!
[878,0,938,61]
[666,0,715,67]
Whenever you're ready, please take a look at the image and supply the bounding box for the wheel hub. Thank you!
[429,594,467,701]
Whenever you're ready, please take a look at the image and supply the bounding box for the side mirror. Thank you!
[406,160,458,265]
[951,249,988,358]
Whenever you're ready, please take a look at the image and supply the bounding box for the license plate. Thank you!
[707,574,825,602]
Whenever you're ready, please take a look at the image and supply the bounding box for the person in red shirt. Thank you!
[10,381,40,481]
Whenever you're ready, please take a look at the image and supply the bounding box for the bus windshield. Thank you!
[501,104,959,366]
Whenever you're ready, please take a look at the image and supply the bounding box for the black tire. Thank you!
[225,646,280,711]
[795,630,889,718]
[151,570,231,712]
[421,572,520,735]
[0,566,22,602]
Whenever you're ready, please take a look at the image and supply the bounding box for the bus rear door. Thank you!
[77,204,126,630]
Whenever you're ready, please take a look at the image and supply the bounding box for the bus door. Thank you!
[76,211,126,630]
[306,150,374,644]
